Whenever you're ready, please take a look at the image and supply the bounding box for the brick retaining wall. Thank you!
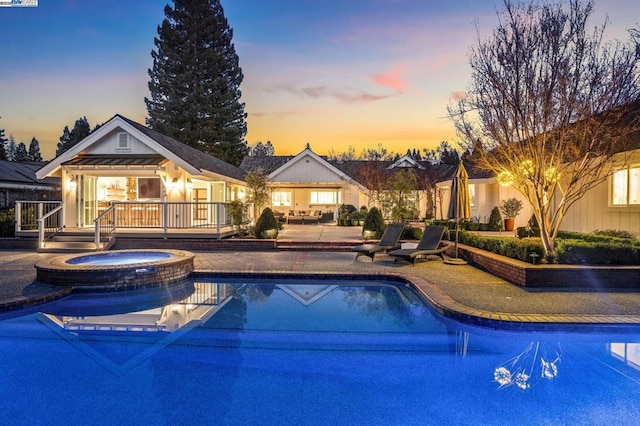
[453,244,640,289]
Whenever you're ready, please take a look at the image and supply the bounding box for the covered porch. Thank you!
[15,200,249,252]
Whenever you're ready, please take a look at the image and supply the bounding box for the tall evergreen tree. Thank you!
[250,140,275,156]
[145,0,248,166]
[14,142,28,162]
[56,126,71,157]
[6,135,16,161]
[28,137,42,161]
[56,117,91,156]
[0,119,7,161]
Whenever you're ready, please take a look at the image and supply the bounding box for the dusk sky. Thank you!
[1,0,638,160]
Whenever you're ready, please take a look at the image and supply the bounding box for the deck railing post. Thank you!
[216,203,221,240]
[15,201,21,233]
[163,202,169,236]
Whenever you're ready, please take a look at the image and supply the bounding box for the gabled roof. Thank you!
[386,154,425,170]
[117,115,246,181]
[37,114,246,182]
[0,160,59,189]
[255,145,369,191]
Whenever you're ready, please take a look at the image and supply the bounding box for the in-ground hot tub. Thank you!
[35,249,195,291]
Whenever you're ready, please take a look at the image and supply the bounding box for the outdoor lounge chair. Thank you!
[351,223,404,261]
[388,225,447,265]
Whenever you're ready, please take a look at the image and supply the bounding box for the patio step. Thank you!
[37,237,116,253]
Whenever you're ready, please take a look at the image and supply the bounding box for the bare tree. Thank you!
[449,0,640,256]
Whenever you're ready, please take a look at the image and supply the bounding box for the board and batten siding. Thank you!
[86,130,157,156]
[271,155,343,183]
[561,176,640,235]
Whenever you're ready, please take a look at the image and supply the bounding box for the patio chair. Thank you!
[351,223,404,261]
[388,225,447,265]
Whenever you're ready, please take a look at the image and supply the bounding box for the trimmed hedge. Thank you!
[459,229,640,264]
[452,231,544,263]
[555,239,640,265]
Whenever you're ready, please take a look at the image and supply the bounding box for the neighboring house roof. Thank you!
[435,161,496,185]
[241,148,462,191]
[262,145,369,192]
[37,114,246,182]
[0,160,60,189]
[239,155,294,174]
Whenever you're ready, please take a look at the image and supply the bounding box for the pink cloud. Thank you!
[264,84,395,104]
[371,64,408,93]
[450,91,467,101]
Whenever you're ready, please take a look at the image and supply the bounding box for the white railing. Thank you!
[15,201,63,233]
[16,200,255,249]
[36,204,64,249]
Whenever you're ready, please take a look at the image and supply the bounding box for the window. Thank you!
[612,166,640,206]
[310,191,340,205]
[117,132,130,150]
[272,191,291,207]
[468,184,476,208]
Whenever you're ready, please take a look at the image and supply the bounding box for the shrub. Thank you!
[229,200,245,234]
[338,204,357,216]
[253,207,279,239]
[555,239,640,265]
[362,207,385,238]
[516,226,540,238]
[456,231,544,263]
[593,229,636,240]
[488,207,502,231]
[401,224,422,240]
[500,197,523,219]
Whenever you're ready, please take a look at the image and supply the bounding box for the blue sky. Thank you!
[1,0,638,160]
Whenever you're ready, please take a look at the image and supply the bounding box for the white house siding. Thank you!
[560,177,640,235]
[85,129,157,156]
[272,155,341,184]
[436,180,532,228]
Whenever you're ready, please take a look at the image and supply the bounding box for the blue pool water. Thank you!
[0,277,638,425]
[65,251,173,266]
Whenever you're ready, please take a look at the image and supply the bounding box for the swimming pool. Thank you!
[0,276,638,425]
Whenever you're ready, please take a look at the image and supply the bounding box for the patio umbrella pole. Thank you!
[444,161,469,266]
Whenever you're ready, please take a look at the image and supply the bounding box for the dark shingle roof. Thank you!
[240,153,498,188]
[239,155,294,174]
[116,115,247,181]
[0,161,59,187]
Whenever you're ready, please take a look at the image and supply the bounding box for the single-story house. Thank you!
[240,145,445,222]
[35,114,248,235]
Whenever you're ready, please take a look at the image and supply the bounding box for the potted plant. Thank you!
[500,197,523,231]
